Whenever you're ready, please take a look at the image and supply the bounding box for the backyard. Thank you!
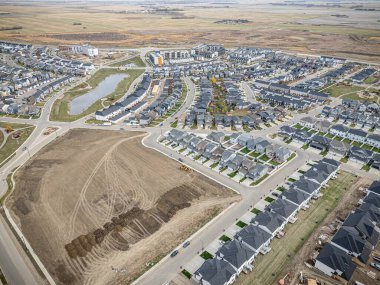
[237,171,358,285]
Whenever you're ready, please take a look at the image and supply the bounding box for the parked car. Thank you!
[370,262,380,271]
[170,250,179,257]
[183,241,190,248]
[178,158,183,162]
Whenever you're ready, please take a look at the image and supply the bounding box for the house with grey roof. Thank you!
[362,192,380,208]
[330,227,373,264]
[310,135,331,151]
[300,116,316,129]
[246,164,268,181]
[346,128,367,144]
[237,134,252,147]
[267,197,299,223]
[207,131,225,144]
[275,147,291,163]
[329,124,349,138]
[220,150,236,168]
[367,134,380,148]
[349,146,373,164]
[281,188,311,209]
[194,258,237,285]
[314,243,356,281]
[329,140,350,157]
[235,224,272,255]
[229,132,242,144]
[251,211,286,238]
[216,240,255,274]
[342,210,380,247]
[227,155,245,172]
[290,178,321,197]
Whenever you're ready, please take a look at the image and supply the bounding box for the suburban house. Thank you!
[235,224,272,255]
[281,188,311,210]
[215,240,255,274]
[300,116,316,129]
[346,128,367,144]
[267,197,299,224]
[246,164,268,181]
[349,146,373,164]
[194,258,237,285]
[329,140,350,157]
[367,134,380,148]
[329,124,349,138]
[314,243,356,281]
[251,211,286,238]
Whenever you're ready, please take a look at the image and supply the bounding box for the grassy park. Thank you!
[50,68,143,122]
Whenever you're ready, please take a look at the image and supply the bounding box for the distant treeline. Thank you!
[0,26,22,31]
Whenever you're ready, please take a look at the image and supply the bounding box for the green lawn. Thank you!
[240,147,251,154]
[361,144,373,150]
[200,251,214,260]
[285,138,293,144]
[269,160,281,166]
[224,136,230,141]
[288,178,297,183]
[236,221,248,228]
[110,55,146,67]
[170,120,178,128]
[293,123,302,129]
[352,141,362,147]
[325,133,334,139]
[298,170,305,174]
[0,125,35,166]
[277,186,286,192]
[301,144,309,150]
[361,164,371,172]
[249,151,260,158]
[259,154,270,162]
[50,68,143,122]
[287,153,296,162]
[85,118,106,125]
[324,83,364,98]
[320,150,328,156]
[228,171,238,178]
[219,235,232,242]
[343,138,352,144]
[340,156,349,163]
[251,208,262,214]
[363,76,378,84]
[210,162,219,169]
[237,171,358,285]
[264,197,275,203]
[181,269,192,279]
[250,174,269,186]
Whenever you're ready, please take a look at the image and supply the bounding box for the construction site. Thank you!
[7,129,239,285]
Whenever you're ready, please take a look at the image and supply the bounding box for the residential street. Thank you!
[0,51,378,285]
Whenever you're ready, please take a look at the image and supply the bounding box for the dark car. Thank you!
[183,241,190,248]
[170,250,179,257]
[370,262,380,271]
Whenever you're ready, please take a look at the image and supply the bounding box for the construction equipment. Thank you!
[179,164,191,172]
[5,125,13,133]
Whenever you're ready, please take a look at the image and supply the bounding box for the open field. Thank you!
[7,129,239,285]
[236,171,359,285]
[110,55,145,67]
[0,1,379,62]
[0,123,35,166]
[50,68,143,122]
[324,83,365,98]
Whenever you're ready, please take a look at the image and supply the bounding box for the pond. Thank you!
[69,73,128,115]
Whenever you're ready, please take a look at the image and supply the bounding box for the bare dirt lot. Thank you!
[7,129,239,285]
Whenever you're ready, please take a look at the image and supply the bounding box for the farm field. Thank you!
[236,171,360,285]
[0,1,380,62]
[7,129,239,285]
